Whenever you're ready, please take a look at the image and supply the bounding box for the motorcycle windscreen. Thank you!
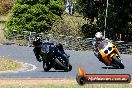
[41,43,57,58]
[41,44,50,53]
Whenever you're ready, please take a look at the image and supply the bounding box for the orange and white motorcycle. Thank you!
[96,40,124,69]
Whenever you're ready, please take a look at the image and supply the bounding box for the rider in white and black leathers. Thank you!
[92,32,109,65]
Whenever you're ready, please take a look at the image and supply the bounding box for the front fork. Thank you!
[110,53,118,59]
[109,50,121,66]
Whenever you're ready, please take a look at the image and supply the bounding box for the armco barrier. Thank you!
[5,30,132,54]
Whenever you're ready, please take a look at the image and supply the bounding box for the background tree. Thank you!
[77,0,132,41]
[0,0,14,15]
[77,0,103,38]
[105,0,132,41]
[5,0,64,33]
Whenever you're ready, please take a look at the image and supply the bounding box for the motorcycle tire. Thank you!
[64,63,72,72]
[112,56,124,69]
[67,63,72,72]
[54,58,72,72]
[43,61,51,71]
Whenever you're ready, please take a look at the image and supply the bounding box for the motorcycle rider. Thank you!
[32,36,68,68]
[93,32,109,65]
[32,36,43,62]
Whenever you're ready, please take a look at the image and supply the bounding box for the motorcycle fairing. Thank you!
[98,41,120,64]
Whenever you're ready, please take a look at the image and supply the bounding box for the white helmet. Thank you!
[95,32,103,40]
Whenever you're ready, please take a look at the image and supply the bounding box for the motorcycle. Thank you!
[40,42,72,72]
[97,40,124,69]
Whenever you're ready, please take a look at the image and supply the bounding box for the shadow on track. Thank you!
[102,67,121,69]
[41,70,68,72]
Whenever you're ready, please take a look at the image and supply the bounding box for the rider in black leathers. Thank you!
[33,37,43,62]
[32,37,66,69]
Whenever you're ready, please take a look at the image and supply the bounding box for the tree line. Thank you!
[77,0,132,41]
[5,0,64,34]
[3,0,132,41]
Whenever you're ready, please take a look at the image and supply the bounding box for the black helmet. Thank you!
[32,37,42,46]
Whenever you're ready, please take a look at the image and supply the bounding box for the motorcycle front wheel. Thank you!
[112,56,124,69]
[43,61,52,71]
[54,58,72,72]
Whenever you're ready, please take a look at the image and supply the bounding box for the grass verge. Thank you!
[0,84,132,88]
[0,56,22,71]
[0,79,131,88]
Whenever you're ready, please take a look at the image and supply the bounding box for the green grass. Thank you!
[0,84,132,88]
[0,57,22,71]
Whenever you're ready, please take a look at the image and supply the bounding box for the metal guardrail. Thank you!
[5,30,132,54]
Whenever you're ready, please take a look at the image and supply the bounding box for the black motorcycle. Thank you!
[40,42,72,72]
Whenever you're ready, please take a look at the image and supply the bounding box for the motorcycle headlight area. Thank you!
[41,48,47,53]
[104,47,112,54]
[108,47,112,51]
[104,50,108,54]
[41,47,49,53]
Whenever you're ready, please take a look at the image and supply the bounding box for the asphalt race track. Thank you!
[0,45,132,79]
